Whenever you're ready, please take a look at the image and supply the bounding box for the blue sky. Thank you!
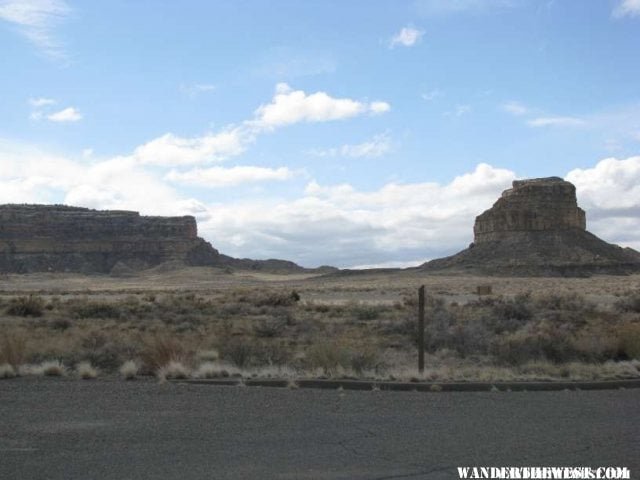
[1,0,640,268]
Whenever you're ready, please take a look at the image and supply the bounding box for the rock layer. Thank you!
[0,205,219,273]
[473,177,586,243]
[422,177,640,276]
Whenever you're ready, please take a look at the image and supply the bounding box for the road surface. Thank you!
[1,378,638,479]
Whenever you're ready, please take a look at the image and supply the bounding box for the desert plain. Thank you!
[2,266,639,383]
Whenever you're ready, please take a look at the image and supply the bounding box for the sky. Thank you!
[1,0,639,269]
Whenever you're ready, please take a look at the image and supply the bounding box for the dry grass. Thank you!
[192,361,240,379]
[195,349,219,363]
[39,360,67,376]
[618,323,640,359]
[157,360,190,380]
[0,329,29,366]
[0,363,17,379]
[140,334,189,374]
[119,360,139,380]
[76,361,98,379]
[1,270,640,382]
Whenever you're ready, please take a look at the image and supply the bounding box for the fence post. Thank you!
[418,285,425,374]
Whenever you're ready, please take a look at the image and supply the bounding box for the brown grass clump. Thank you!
[303,341,350,375]
[618,323,640,359]
[140,334,188,373]
[40,360,67,376]
[0,329,29,367]
[5,295,44,317]
[614,291,640,313]
[303,340,381,376]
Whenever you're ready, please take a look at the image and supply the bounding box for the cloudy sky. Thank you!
[1,0,639,268]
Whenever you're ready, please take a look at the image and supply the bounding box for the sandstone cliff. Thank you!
[0,204,334,275]
[473,177,586,243]
[0,204,219,274]
[422,177,640,276]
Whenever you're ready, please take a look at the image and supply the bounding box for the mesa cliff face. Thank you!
[422,177,640,276]
[473,177,586,243]
[0,205,220,273]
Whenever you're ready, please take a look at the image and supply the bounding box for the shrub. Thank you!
[140,335,187,373]
[348,345,382,374]
[218,338,256,368]
[447,321,491,357]
[615,292,640,313]
[251,291,297,307]
[50,318,71,331]
[70,301,121,319]
[289,290,301,302]
[78,331,132,372]
[0,330,29,366]
[6,295,44,317]
[535,292,591,312]
[304,341,350,375]
[351,304,383,321]
[424,307,456,351]
[253,317,287,338]
[490,327,579,365]
[570,331,620,362]
[251,341,293,366]
[618,323,640,359]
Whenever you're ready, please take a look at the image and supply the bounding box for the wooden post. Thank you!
[418,285,425,374]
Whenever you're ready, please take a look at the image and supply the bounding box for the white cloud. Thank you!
[351,259,429,270]
[421,89,442,101]
[165,166,293,188]
[0,0,70,59]
[527,116,586,127]
[133,129,249,166]
[370,101,391,114]
[309,133,392,159]
[251,83,390,130]
[132,83,389,168]
[446,104,472,117]
[201,163,516,267]
[0,140,518,267]
[389,26,424,48]
[613,0,640,18]
[4,136,640,267]
[0,139,200,217]
[566,156,640,250]
[47,106,82,122]
[179,83,216,99]
[28,97,56,107]
[501,101,529,116]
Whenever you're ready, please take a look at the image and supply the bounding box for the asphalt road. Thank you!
[1,378,638,480]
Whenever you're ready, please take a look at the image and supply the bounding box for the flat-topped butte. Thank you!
[0,204,219,273]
